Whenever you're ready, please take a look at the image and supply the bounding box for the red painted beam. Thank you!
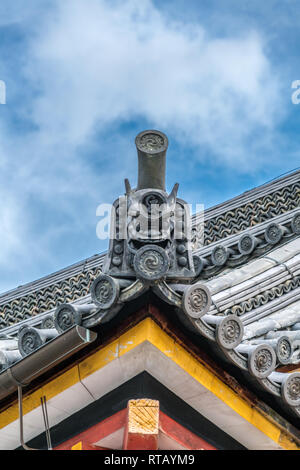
[159,412,216,450]
[54,409,126,450]
[54,402,216,450]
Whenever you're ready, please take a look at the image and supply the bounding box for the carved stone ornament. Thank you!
[91,274,120,309]
[41,315,55,329]
[54,304,82,333]
[103,130,196,281]
[135,131,168,154]
[248,344,276,379]
[211,245,228,266]
[133,245,170,282]
[264,223,283,244]
[238,234,256,255]
[216,315,244,349]
[18,327,43,357]
[182,284,211,319]
[281,372,300,407]
[276,336,293,365]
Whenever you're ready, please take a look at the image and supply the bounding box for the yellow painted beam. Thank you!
[0,317,298,450]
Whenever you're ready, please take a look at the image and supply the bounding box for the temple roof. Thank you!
[0,157,299,447]
[1,167,299,329]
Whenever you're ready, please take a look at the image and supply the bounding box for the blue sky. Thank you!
[0,0,300,293]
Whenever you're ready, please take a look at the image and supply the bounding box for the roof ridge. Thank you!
[192,167,300,221]
[0,168,299,302]
[0,253,105,303]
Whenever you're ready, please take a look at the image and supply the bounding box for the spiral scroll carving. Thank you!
[183,284,211,318]
[276,336,293,364]
[54,304,82,333]
[238,234,256,255]
[134,245,169,281]
[142,192,166,214]
[211,246,228,266]
[282,373,300,407]
[41,315,55,329]
[249,345,276,378]
[18,327,43,357]
[265,223,283,244]
[136,132,167,153]
[91,274,119,309]
[216,315,244,349]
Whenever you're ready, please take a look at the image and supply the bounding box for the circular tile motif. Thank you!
[282,372,300,407]
[238,234,256,255]
[216,315,244,349]
[249,345,276,378]
[265,223,283,244]
[18,327,42,357]
[211,245,228,266]
[276,336,292,364]
[91,274,120,309]
[135,130,168,154]
[183,283,211,319]
[54,304,82,333]
[133,245,169,281]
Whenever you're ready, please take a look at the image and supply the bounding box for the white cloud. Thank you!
[0,0,289,291]
[24,0,284,166]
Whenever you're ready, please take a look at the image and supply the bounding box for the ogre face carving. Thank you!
[102,130,196,281]
[127,189,175,244]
